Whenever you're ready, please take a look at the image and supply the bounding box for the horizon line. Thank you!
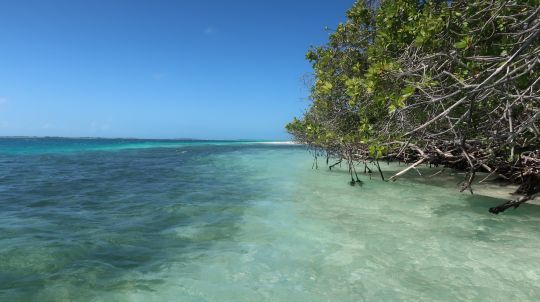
[0,135,290,141]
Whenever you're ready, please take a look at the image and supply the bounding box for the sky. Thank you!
[0,0,354,140]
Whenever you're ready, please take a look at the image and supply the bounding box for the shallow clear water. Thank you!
[1,138,539,301]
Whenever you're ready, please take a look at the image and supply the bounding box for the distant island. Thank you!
[0,136,271,142]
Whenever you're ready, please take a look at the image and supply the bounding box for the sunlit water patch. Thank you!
[1,139,539,301]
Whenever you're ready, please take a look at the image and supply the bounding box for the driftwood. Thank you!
[490,175,540,214]
[489,195,533,214]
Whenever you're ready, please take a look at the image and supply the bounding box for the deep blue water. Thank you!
[1,139,298,301]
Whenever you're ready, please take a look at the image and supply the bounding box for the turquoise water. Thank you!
[1,138,540,301]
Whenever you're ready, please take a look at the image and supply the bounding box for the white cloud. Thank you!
[0,97,8,105]
[203,26,215,35]
[90,119,111,132]
[152,73,166,80]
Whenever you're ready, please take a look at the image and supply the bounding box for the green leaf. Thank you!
[454,40,467,49]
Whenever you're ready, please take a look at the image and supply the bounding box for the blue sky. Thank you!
[0,0,353,139]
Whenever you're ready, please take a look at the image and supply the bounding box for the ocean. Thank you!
[1,138,539,301]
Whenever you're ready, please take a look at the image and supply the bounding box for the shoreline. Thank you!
[326,160,539,207]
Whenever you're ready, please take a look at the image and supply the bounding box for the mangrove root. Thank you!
[489,195,532,214]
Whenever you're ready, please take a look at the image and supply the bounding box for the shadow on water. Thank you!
[426,193,540,245]
[325,162,537,214]
[428,190,540,218]
[464,194,540,217]
[320,160,540,246]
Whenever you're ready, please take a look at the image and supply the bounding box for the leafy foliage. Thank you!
[287,0,540,205]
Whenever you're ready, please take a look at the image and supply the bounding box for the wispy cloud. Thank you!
[90,117,112,132]
[0,97,8,105]
[42,123,54,129]
[203,26,215,35]
[152,73,166,80]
